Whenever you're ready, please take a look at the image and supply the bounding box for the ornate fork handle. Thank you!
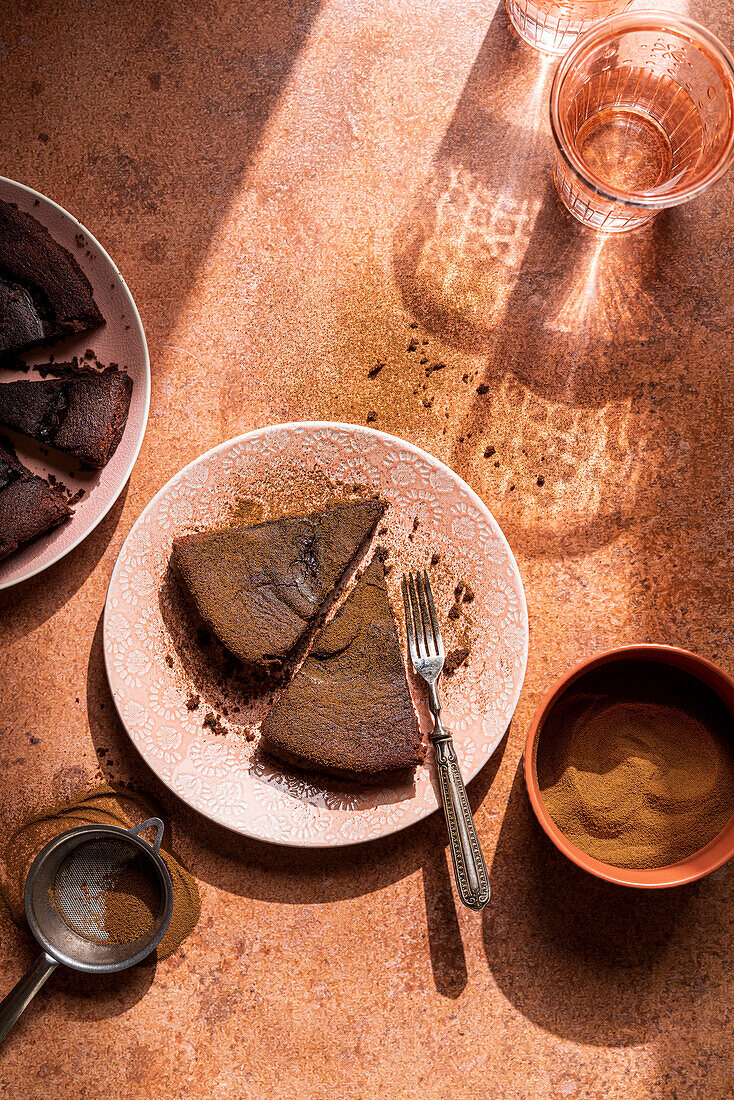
[429,689,490,911]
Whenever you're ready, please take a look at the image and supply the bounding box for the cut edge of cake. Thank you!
[170,499,386,678]
[259,551,425,784]
[0,439,72,561]
[0,364,134,468]
[0,199,104,358]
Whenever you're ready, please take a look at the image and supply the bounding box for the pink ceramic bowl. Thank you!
[524,645,734,888]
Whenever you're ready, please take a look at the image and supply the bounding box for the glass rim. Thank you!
[549,9,734,209]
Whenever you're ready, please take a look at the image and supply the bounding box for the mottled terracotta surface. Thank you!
[1,0,733,1096]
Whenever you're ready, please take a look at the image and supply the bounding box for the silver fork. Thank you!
[402,570,491,911]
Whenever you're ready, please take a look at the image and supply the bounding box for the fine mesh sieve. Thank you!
[0,819,173,1044]
[52,839,160,945]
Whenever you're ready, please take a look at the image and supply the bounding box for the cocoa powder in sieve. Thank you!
[1,783,200,959]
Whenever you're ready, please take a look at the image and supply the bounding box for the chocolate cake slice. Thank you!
[0,366,133,468]
[260,554,425,782]
[0,274,45,354]
[171,500,385,672]
[0,441,71,561]
[0,199,103,357]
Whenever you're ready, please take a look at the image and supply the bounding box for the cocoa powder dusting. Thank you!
[53,844,159,944]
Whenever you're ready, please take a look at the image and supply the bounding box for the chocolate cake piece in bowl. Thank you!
[171,500,385,673]
[0,366,133,469]
[260,553,425,783]
[0,440,71,561]
[0,199,103,357]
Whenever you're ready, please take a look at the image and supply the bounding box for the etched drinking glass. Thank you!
[549,11,734,232]
[506,0,632,56]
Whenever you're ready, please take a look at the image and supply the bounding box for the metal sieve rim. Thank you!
[24,822,174,973]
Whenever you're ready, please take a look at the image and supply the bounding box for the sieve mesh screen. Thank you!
[51,839,160,945]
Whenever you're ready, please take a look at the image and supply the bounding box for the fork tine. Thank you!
[415,571,436,657]
[401,574,418,662]
[422,570,444,657]
[407,572,427,658]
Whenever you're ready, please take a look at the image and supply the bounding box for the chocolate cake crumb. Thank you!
[425,362,446,376]
[409,321,418,329]
[454,583,465,601]
[484,446,496,458]
[165,654,174,668]
[494,460,500,468]
[368,362,384,379]
[420,357,428,365]
[444,647,470,678]
[407,340,417,352]
[422,397,433,409]
[430,553,440,566]
[448,605,461,621]
[203,712,228,736]
[537,475,545,487]
[366,411,376,423]
[84,349,95,359]
[186,693,199,711]
[462,374,469,382]
[461,585,475,604]
[476,384,489,395]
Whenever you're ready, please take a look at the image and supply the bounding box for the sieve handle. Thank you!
[0,952,57,1044]
[129,817,165,854]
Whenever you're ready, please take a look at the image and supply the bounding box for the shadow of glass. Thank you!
[482,764,715,1046]
[391,5,732,562]
[0,483,128,648]
[393,7,702,388]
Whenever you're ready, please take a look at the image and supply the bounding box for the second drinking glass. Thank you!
[506,0,632,55]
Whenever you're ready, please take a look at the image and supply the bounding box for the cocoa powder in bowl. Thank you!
[537,660,734,870]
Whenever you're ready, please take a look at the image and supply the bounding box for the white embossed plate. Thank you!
[104,423,528,847]
[0,177,150,589]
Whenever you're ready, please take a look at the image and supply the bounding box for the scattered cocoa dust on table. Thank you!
[0,783,200,960]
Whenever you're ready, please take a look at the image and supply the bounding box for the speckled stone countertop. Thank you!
[1,1,733,1096]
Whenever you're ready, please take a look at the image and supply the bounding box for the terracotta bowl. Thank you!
[524,644,734,888]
